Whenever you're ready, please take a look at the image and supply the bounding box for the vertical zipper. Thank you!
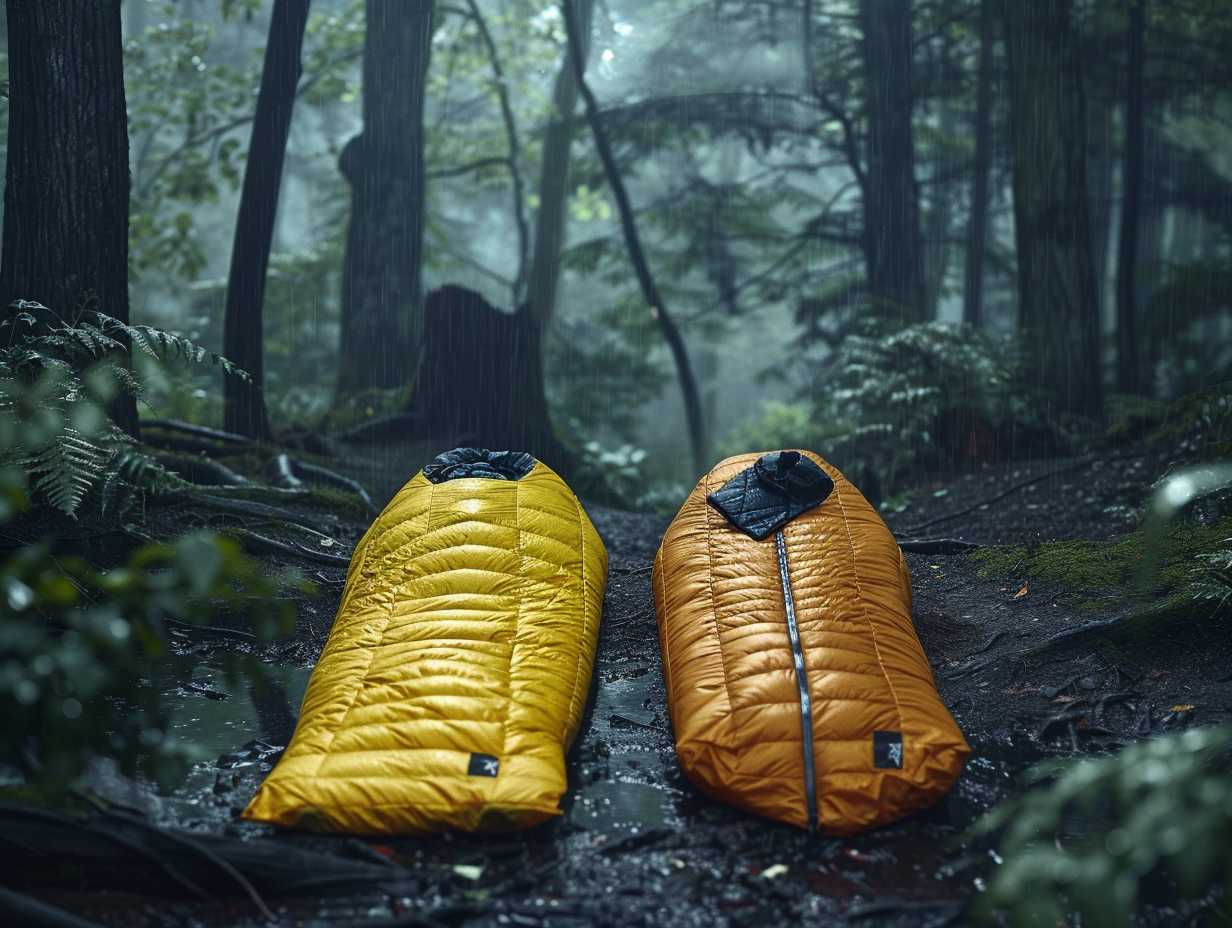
[775,529,817,831]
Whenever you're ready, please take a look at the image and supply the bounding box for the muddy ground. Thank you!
[8,443,1227,927]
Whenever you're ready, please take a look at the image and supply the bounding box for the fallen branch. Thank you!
[141,419,253,445]
[141,434,244,458]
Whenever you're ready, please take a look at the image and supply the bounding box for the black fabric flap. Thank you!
[423,447,536,484]
[706,451,834,541]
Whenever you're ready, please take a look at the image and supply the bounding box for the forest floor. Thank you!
[8,440,1226,927]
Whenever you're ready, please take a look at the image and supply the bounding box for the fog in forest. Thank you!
[1,2,1231,925]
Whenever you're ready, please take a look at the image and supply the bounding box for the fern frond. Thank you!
[92,313,251,382]
[24,428,110,517]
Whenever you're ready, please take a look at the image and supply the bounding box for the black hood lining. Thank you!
[423,447,537,484]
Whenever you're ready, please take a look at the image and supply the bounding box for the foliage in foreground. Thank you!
[973,728,1232,926]
[975,470,1232,925]
[0,533,294,791]
[0,304,245,523]
[0,304,299,791]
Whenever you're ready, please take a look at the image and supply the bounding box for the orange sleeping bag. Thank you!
[653,450,969,833]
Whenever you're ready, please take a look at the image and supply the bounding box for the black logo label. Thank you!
[873,731,903,769]
[468,753,500,777]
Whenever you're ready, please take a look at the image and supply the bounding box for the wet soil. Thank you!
[15,444,1229,927]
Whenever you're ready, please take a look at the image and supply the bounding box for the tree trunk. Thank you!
[336,0,434,396]
[962,0,995,328]
[525,0,596,329]
[0,0,137,435]
[858,0,925,324]
[409,285,568,470]
[1002,0,1104,421]
[1115,0,1145,395]
[1087,94,1116,334]
[562,0,709,474]
[222,0,311,441]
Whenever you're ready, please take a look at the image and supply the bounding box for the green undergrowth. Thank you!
[973,516,1232,616]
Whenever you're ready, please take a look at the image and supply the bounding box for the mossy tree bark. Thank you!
[0,0,137,435]
[336,1,434,396]
[1002,0,1104,421]
[222,0,312,441]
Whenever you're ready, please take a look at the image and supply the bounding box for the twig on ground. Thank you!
[184,681,229,701]
[229,529,352,566]
[896,538,982,554]
[166,619,256,641]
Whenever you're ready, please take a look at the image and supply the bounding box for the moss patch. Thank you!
[972,517,1232,612]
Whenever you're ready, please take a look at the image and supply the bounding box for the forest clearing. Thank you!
[1,1,1231,926]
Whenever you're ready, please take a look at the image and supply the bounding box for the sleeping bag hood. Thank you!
[653,450,969,834]
[243,448,607,834]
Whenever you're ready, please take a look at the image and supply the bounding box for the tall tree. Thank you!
[222,0,312,441]
[336,1,434,396]
[1002,0,1103,420]
[1115,0,1146,395]
[858,0,925,323]
[525,0,596,328]
[962,0,996,327]
[0,1,137,434]
[562,0,709,473]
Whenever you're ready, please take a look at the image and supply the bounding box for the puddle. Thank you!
[87,657,315,829]
[568,779,676,832]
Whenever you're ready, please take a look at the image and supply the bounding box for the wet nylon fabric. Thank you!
[243,458,607,834]
[653,451,970,834]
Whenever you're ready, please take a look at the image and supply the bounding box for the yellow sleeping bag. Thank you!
[243,448,607,834]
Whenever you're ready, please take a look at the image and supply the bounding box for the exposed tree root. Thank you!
[286,458,379,515]
[0,887,107,928]
[174,493,335,534]
[271,453,379,515]
[141,419,253,446]
[153,453,250,487]
[269,452,304,489]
